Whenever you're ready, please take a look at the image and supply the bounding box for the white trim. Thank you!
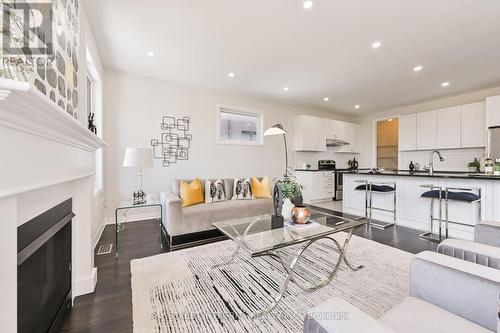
[92,220,106,250]
[0,78,106,153]
[216,104,265,146]
[372,115,399,168]
[73,267,97,298]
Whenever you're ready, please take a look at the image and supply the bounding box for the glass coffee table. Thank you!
[212,211,365,318]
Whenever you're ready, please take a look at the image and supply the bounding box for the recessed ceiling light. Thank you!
[303,0,313,9]
[228,72,235,78]
[372,41,381,49]
[147,51,155,57]
[441,81,450,87]
[283,87,289,92]
[413,65,423,72]
[355,105,361,109]
[323,97,329,102]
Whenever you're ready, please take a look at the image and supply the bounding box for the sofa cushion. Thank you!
[204,179,227,204]
[179,178,205,208]
[475,221,500,247]
[380,297,492,333]
[232,178,253,200]
[438,238,500,269]
[172,198,273,236]
[173,179,206,197]
[252,176,272,198]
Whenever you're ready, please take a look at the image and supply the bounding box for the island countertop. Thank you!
[339,169,500,181]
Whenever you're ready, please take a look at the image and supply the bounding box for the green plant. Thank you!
[468,158,480,169]
[276,178,302,199]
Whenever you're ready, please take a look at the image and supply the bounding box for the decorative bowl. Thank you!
[291,206,311,224]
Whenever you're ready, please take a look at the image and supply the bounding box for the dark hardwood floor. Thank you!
[61,208,437,333]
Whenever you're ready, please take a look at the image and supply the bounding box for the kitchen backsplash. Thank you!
[294,148,359,170]
[398,147,486,172]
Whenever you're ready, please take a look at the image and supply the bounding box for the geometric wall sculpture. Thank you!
[150,116,191,167]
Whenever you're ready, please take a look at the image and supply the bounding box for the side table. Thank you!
[115,200,163,257]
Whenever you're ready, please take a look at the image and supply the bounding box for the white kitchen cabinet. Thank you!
[294,115,326,152]
[398,114,417,151]
[329,120,347,142]
[336,123,360,153]
[417,110,438,150]
[461,102,486,148]
[295,171,334,204]
[437,106,461,149]
[486,95,500,128]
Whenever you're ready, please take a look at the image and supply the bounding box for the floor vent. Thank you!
[96,243,113,255]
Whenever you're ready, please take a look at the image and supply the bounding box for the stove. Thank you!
[318,160,336,170]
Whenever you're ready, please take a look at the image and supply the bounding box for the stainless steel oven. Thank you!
[334,171,343,201]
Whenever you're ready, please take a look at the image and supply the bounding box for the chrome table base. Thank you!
[213,227,363,318]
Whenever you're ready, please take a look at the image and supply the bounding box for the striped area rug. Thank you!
[131,234,412,332]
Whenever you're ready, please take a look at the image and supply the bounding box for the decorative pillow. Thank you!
[205,179,226,203]
[232,178,253,200]
[252,176,272,199]
[180,178,204,208]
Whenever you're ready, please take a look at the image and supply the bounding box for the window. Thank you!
[86,49,103,193]
[217,106,263,145]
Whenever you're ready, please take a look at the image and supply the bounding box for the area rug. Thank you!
[131,234,412,333]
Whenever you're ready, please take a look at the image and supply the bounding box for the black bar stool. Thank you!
[355,180,396,229]
[419,185,481,242]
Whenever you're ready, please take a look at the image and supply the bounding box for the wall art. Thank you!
[150,116,191,167]
[0,0,80,118]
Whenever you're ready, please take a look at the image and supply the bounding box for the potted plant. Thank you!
[468,158,480,173]
[274,169,304,220]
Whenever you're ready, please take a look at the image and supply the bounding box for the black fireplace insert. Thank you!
[17,198,74,333]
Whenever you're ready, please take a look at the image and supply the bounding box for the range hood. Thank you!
[326,138,349,146]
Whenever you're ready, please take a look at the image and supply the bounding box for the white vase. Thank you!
[281,198,295,220]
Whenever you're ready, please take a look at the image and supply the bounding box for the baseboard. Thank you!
[73,267,97,298]
[92,220,106,249]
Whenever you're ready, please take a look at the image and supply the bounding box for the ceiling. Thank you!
[83,0,500,115]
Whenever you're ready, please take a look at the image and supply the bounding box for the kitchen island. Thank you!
[342,170,500,240]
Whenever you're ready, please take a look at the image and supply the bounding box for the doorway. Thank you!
[376,118,399,170]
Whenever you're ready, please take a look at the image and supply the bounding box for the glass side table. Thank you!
[115,199,163,257]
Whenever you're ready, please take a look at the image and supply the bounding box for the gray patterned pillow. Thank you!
[204,179,226,203]
[232,178,253,200]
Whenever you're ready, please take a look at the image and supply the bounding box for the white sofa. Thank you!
[160,178,273,249]
[304,251,500,333]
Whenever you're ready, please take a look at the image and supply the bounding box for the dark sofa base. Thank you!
[161,225,227,250]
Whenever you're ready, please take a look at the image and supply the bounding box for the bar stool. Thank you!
[419,185,481,242]
[354,180,396,229]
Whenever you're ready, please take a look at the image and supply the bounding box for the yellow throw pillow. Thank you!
[252,176,272,199]
[180,178,205,208]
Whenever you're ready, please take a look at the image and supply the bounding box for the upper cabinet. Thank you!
[462,102,486,148]
[400,100,487,151]
[398,114,417,151]
[294,115,359,152]
[416,110,438,150]
[437,106,461,149]
[294,115,326,152]
[486,95,500,128]
[336,123,360,153]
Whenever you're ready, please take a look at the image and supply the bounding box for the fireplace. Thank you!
[17,199,74,333]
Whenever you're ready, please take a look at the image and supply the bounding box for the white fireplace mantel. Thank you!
[0,78,106,152]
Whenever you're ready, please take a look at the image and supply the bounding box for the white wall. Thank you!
[103,69,354,221]
[355,86,500,169]
[295,149,360,169]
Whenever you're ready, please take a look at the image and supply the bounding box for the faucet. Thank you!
[427,150,444,175]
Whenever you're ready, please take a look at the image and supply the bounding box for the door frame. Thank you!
[372,116,399,169]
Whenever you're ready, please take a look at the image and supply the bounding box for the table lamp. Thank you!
[123,147,153,203]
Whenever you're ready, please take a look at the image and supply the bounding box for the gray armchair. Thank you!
[304,251,500,333]
[437,221,500,269]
